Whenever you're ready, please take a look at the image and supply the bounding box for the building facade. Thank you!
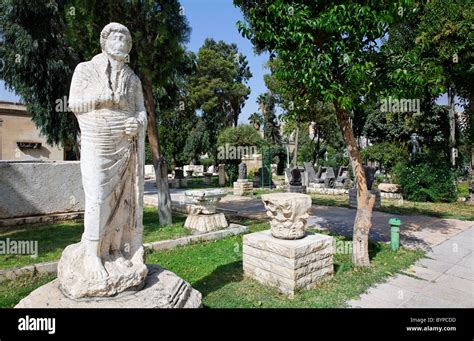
[0,101,64,161]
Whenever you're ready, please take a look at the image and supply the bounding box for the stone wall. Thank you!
[0,161,84,219]
[242,154,262,174]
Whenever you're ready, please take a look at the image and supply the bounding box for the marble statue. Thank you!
[59,22,148,298]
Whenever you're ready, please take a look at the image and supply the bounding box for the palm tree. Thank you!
[248,112,263,131]
[257,92,281,145]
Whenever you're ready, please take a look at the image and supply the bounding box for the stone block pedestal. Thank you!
[233,179,253,196]
[184,213,228,233]
[243,230,334,296]
[349,188,381,209]
[184,189,228,233]
[288,185,306,193]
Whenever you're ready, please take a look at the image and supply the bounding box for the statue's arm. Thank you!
[68,63,89,114]
[135,77,148,129]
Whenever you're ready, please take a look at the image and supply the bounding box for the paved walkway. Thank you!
[348,226,474,308]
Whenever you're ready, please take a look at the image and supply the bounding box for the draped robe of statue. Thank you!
[57,52,148,298]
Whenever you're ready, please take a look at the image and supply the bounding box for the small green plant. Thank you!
[247,168,256,181]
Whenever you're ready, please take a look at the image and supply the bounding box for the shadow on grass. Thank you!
[192,260,243,298]
[332,235,383,275]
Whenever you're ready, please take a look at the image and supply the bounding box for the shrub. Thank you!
[360,142,407,173]
[247,168,256,180]
[393,156,457,203]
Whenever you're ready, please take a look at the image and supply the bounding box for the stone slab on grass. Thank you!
[15,265,201,308]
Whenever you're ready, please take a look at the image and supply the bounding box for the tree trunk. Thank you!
[292,123,300,166]
[335,106,375,267]
[142,77,172,225]
[448,86,456,167]
[469,94,474,203]
[313,128,320,165]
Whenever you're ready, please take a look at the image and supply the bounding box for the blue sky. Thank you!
[180,0,269,123]
[0,0,269,124]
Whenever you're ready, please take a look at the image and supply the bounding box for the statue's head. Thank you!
[100,22,132,62]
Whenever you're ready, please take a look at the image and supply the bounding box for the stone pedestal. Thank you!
[349,188,381,209]
[233,179,253,196]
[184,189,228,233]
[243,230,333,296]
[168,178,188,188]
[16,265,202,308]
[170,178,188,189]
[218,164,226,186]
[288,185,306,193]
[203,173,213,185]
[184,213,228,233]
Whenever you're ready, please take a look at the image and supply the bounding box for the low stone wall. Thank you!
[307,186,402,199]
[0,161,85,220]
[308,187,348,195]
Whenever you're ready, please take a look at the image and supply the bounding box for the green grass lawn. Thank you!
[145,223,423,308]
[379,198,474,221]
[0,273,56,308]
[0,221,423,308]
[309,193,474,221]
[0,208,190,270]
[185,176,220,188]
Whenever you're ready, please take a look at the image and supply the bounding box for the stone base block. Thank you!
[203,175,213,185]
[288,185,307,193]
[233,180,253,196]
[349,188,381,209]
[308,183,325,189]
[169,178,188,189]
[15,265,202,308]
[184,213,228,233]
[243,230,333,296]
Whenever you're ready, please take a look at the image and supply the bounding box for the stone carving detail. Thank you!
[184,189,228,233]
[261,193,312,239]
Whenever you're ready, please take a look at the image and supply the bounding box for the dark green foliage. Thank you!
[189,38,252,158]
[393,154,458,203]
[361,142,408,173]
[0,0,78,146]
[217,124,263,183]
[217,124,263,148]
[156,51,198,167]
[257,92,281,145]
[0,0,191,152]
[183,119,211,165]
[248,112,263,130]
